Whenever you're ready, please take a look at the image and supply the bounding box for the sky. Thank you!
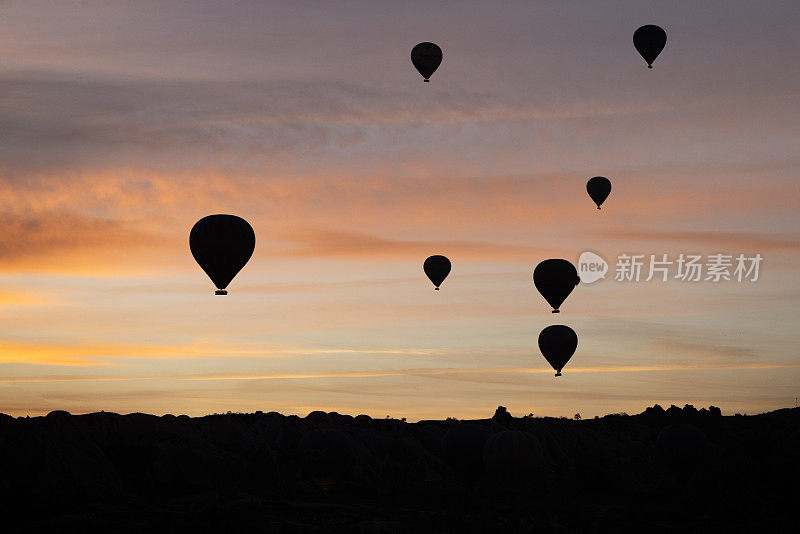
[1,1,798,420]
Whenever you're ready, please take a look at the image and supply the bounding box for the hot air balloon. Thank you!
[533,259,580,313]
[424,255,451,290]
[633,25,667,69]
[587,176,612,209]
[411,42,442,82]
[189,214,255,295]
[538,325,578,377]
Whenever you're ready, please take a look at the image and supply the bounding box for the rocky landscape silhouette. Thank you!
[1,404,797,532]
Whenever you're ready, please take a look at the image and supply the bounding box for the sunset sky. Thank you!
[1,1,798,420]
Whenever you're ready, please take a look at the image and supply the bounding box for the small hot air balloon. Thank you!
[411,42,442,82]
[538,325,578,377]
[533,259,580,313]
[189,214,255,295]
[587,176,612,209]
[633,25,667,69]
[424,255,451,290]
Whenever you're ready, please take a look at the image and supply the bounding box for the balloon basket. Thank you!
[434,287,439,291]
[648,65,653,69]
[552,309,559,313]
[555,371,562,377]
[215,290,228,295]
[424,79,430,82]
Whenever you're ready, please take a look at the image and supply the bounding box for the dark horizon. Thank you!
[1,2,798,422]
[2,403,797,531]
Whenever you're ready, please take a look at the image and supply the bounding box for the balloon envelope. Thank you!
[533,259,580,312]
[587,176,612,209]
[424,255,451,290]
[538,325,578,376]
[411,42,442,81]
[189,214,255,294]
[633,25,667,68]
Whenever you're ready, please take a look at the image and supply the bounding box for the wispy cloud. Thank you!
[273,227,547,260]
[0,289,49,307]
[0,211,174,273]
[603,229,800,252]
[0,339,292,366]
[3,361,795,383]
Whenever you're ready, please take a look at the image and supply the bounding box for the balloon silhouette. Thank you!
[633,25,667,69]
[411,42,442,82]
[189,214,255,295]
[424,255,451,290]
[587,176,612,209]
[533,259,580,313]
[538,325,578,377]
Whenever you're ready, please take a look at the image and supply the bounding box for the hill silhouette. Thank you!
[1,405,797,532]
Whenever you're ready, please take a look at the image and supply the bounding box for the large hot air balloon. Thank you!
[633,25,667,69]
[587,176,612,210]
[533,259,580,313]
[189,214,255,295]
[538,325,578,376]
[424,255,451,290]
[411,42,442,82]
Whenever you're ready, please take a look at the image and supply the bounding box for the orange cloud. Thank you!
[3,164,793,227]
[0,339,291,366]
[0,211,179,274]
[179,362,799,381]
[601,229,799,252]
[0,289,48,307]
[272,227,550,261]
[3,361,795,383]
[0,165,795,275]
